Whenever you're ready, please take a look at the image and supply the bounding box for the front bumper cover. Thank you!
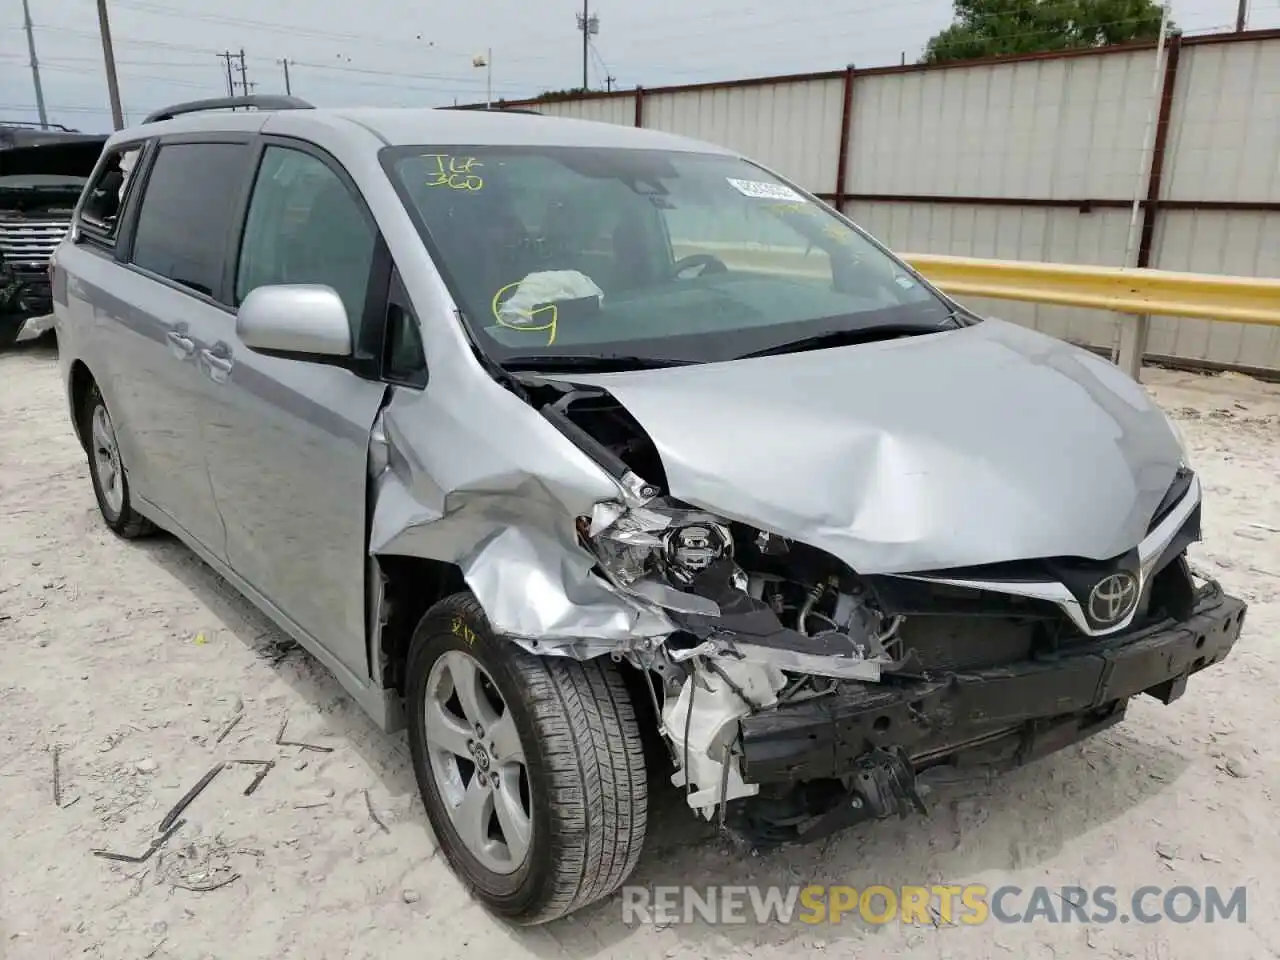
[738,582,1246,785]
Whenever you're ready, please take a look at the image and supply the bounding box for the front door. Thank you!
[199,141,387,684]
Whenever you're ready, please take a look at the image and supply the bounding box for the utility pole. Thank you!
[278,58,292,96]
[234,48,249,97]
[575,2,598,90]
[96,0,124,130]
[472,50,492,109]
[218,51,236,97]
[1235,0,1248,31]
[21,0,48,129]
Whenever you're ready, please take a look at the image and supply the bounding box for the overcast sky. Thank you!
[2,0,1276,131]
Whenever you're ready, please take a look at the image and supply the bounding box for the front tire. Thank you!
[406,592,648,925]
[80,383,153,538]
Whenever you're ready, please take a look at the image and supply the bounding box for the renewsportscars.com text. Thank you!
[622,884,1248,926]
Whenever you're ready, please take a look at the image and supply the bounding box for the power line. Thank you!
[30,62,213,90]
[286,58,525,88]
[589,41,615,90]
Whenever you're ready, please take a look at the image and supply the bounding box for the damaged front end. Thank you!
[367,317,1246,853]
[524,374,1248,850]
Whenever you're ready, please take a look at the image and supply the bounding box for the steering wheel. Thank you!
[672,253,730,279]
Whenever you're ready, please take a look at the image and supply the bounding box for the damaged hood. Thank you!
[0,135,107,178]
[555,318,1185,574]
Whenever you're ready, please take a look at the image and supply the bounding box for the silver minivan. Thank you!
[52,96,1245,924]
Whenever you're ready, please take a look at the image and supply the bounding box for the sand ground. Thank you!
[2,341,1278,959]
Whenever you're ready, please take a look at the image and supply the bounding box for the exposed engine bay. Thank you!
[501,370,1241,848]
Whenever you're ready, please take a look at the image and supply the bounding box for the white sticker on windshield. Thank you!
[726,178,806,202]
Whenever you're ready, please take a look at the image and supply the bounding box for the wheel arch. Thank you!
[373,553,468,698]
[68,358,97,451]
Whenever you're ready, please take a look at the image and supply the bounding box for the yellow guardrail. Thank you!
[670,241,1280,328]
[900,254,1280,328]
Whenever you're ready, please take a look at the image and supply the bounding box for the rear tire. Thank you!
[81,383,154,539]
[405,592,648,924]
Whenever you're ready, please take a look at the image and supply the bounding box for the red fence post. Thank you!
[833,65,856,211]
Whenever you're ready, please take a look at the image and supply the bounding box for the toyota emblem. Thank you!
[1088,572,1139,625]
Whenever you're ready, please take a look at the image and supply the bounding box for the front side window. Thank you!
[131,142,251,299]
[236,146,376,330]
[383,146,956,366]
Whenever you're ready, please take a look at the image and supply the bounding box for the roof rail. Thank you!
[0,120,80,132]
[143,95,314,125]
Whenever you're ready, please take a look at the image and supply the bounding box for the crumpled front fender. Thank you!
[368,391,675,657]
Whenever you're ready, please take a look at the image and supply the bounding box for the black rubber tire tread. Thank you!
[406,592,648,924]
[81,382,155,539]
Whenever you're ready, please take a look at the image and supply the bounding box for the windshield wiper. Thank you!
[734,321,955,361]
[502,354,697,372]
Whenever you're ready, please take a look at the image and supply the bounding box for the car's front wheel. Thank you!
[405,592,648,924]
[81,383,153,538]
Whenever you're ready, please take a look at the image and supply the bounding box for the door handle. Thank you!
[166,331,195,359]
[200,348,234,383]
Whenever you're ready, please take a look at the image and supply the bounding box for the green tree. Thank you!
[533,87,589,102]
[922,0,1171,64]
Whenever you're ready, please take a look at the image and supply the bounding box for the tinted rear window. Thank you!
[131,142,250,300]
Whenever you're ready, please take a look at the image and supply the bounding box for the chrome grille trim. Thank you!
[0,217,71,267]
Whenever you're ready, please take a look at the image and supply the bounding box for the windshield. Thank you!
[383,145,958,365]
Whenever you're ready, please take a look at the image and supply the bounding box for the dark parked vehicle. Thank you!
[0,125,107,349]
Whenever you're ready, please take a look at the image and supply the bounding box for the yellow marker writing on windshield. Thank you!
[492,282,557,346]
[424,154,484,191]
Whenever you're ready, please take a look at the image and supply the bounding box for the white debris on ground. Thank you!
[1,342,1278,960]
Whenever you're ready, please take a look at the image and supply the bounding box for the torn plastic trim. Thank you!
[896,473,1202,637]
[663,659,787,819]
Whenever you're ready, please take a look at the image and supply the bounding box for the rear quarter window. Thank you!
[77,143,145,243]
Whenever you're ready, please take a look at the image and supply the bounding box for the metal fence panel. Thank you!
[846,51,1159,201]
[642,78,845,193]
[1161,36,1280,204]
[530,94,635,127]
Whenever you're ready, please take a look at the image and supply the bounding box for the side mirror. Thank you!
[236,284,353,359]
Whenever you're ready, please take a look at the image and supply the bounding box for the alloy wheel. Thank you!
[423,649,533,875]
[91,403,124,516]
